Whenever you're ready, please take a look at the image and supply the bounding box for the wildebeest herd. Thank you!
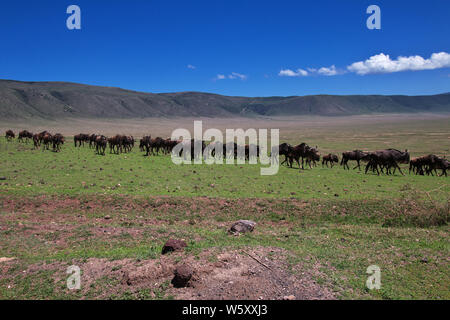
[5,130,449,177]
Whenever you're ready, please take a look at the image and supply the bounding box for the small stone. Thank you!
[229,220,256,235]
[171,264,192,288]
[162,239,187,254]
[104,215,111,220]
[0,177,6,180]
[420,258,428,263]
[283,295,295,300]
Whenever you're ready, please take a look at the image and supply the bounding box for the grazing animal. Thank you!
[18,130,33,143]
[341,150,369,170]
[435,157,449,177]
[52,133,65,152]
[288,143,316,169]
[95,135,107,155]
[89,134,97,148]
[278,143,293,166]
[5,130,15,141]
[74,133,90,147]
[41,132,53,150]
[364,149,409,175]
[140,135,152,156]
[322,154,339,167]
[32,133,40,149]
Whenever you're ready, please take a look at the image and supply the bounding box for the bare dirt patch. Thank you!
[12,246,336,300]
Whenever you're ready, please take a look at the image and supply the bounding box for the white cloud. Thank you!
[216,72,247,80]
[279,66,339,77]
[279,69,308,77]
[347,52,450,75]
[187,64,196,69]
[317,65,338,76]
[228,72,247,80]
[279,52,450,78]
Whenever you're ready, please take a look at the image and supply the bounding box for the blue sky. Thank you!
[0,0,449,96]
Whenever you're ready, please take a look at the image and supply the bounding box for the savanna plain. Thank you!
[0,114,449,300]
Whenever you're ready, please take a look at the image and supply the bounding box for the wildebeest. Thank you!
[74,133,90,147]
[340,150,369,170]
[140,135,152,155]
[18,130,33,143]
[409,154,439,175]
[287,143,317,169]
[41,132,53,150]
[364,149,410,175]
[94,135,108,155]
[322,154,339,167]
[278,143,293,166]
[412,154,448,176]
[304,146,320,168]
[32,133,40,149]
[52,133,65,152]
[89,134,97,148]
[5,130,15,141]
[37,131,50,145]
[108,135,122,154]
[434,157,449,177]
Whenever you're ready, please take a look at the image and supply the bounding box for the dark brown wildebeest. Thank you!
[164,138,179,154]
[322,154,339,167]
[5,130,15,141]
[434,157,449,177]
[364,149,409,175]
[41,132,53,150]
[152,137,166,155]
[95,135,107,155]
[108,135,122,154]
[37,131,50,145]
[305,146,319,168]
[409,154,438,175]
[409,157,423,174]
[18,130,33,143]
[32,133,40,149]
[89,134,97,148]
[52,133,65,152]
[74,133,89,147]
[340,150,369,170]
[287,143,313,169]
[140,135,152,156]
[278,143,293,166]
[121,135,134,153]
[422,154,447,176]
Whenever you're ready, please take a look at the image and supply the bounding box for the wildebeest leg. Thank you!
[393,162,403,175]
[345,160,350,170]
[353,160,361,170]
[365,162,371,174]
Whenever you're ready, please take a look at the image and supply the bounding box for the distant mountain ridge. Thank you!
[0,79,449,120]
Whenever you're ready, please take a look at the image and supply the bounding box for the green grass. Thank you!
[0,137,448,201]
[0,131,448,300]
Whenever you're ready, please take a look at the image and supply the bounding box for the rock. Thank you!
[171,264,192,288]
[0,177,6,181]
[104,215,111,220]
[420,258,428,263]
[162,239,187,254]
[229,220,256,235]
[283,295,295,300]
[0,257,15,263]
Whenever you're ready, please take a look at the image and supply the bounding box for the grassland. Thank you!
[0,115,449,300]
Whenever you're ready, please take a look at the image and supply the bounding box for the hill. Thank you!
[0,79,449,120]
